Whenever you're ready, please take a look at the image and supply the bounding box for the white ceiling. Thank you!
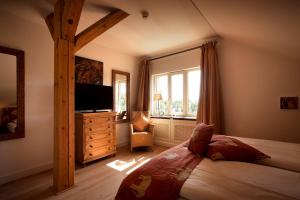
[1,0,299,59]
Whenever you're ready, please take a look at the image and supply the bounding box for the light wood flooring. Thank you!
[0,145,168,200]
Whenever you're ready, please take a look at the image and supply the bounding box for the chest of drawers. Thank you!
[75,112,116,164]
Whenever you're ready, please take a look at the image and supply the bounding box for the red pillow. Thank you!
[206,135,270,162]
[188,123,214,155]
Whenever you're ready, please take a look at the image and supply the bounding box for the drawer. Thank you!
[86,138,115,150]
[86,131,113,142]
[84,125,112,134]
[85,145,115,160]
[83,117,112,126]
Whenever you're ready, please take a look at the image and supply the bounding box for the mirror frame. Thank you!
[112,70,130,123]
[0,46,25,141]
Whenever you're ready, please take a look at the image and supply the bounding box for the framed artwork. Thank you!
[75,56,103,85]
[280,97,298,109]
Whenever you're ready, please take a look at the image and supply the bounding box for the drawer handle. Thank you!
[108,125,110,128]
[89,120,93,123]
[108,140,111,143]
[89,136,93,139]
[89,153,93,156]
[108,147,111,150]
[89,145,93,148]
[89,128,92,131]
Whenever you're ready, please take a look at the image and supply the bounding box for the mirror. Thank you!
[0,46,25,141]
[112,70,130,123]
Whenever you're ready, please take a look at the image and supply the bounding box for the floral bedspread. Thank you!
[115,142,202,200]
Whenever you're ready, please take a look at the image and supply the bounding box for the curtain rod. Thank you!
[148,45,202,62]
[147,40,217,62]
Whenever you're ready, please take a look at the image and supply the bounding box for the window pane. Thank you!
[155,75,168,115]
[188,70,200,115]
[171,74,183,115]
[116,81,126,112]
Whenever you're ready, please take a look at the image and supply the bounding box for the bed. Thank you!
[115,135,300,200]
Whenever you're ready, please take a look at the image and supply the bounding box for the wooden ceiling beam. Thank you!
[74,9,129,52]
[45,13,54,40]
[61,0,85,39]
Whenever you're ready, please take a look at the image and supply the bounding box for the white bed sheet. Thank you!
[235,136,300,173]
[180,136,300,200]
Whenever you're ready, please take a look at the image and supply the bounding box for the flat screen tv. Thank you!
[75,83,113,112]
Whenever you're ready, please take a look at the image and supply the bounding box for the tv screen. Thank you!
[75,83,113,111]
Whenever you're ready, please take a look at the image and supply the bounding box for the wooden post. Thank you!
[51,0,84,192]
[45,0,128,193]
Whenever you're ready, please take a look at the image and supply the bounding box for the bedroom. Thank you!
[0,0,299,199]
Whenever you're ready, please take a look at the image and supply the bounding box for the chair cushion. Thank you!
[188,123,214,155]
[206,135,270,162]
[132,112,150,131]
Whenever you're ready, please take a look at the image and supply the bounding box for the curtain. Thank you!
[196,41,222,133]
[136,59,150,111]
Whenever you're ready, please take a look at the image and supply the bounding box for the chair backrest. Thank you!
[131,111,149,122]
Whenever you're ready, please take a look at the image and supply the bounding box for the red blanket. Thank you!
[115,142,202,200]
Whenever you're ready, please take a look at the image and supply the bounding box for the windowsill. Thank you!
[150,115,196,121]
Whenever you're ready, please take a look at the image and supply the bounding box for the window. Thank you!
[153,75,168,115]
[171,73,183,115]
[116,80,127,112]
[152,68,200,117]
[187,70,200,115]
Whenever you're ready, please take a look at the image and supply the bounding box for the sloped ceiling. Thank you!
[194,0,300,60]
[0,0,299,59]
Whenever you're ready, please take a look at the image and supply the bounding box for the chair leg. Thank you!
[131,146,133,152]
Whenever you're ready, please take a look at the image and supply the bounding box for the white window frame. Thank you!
[151,67,200,118]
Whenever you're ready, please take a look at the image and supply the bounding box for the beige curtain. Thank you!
[197,42,222,133]
[136,59,150,111]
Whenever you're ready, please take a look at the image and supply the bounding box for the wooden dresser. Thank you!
[75,112,116,164]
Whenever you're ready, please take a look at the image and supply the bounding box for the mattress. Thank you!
[180,136,300,200]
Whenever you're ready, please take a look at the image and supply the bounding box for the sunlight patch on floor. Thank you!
[126,158,151,175]
[106,159,137,171]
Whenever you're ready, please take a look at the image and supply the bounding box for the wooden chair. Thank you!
[129,111,154,152]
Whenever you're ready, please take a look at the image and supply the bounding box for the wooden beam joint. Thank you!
[74,9,129,52]
[45,13,55,40]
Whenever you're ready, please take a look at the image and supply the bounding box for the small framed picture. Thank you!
[280,97,298,109]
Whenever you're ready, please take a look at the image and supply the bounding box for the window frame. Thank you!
[151,67,200,118]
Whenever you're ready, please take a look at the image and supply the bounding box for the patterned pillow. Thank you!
[206,135,270,162]
[132,112,150,131]
[188,123,214,155]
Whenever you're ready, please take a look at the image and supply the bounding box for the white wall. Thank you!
[218,39,300,143]
[0,11,139,184]
[0,10,54,185]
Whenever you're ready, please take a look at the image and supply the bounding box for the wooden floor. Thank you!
[0,145,168,200]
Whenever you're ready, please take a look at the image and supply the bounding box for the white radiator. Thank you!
[151,118,196,147]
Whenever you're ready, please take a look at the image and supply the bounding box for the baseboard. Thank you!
[117,140,129,148]
[0,162,53,185]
